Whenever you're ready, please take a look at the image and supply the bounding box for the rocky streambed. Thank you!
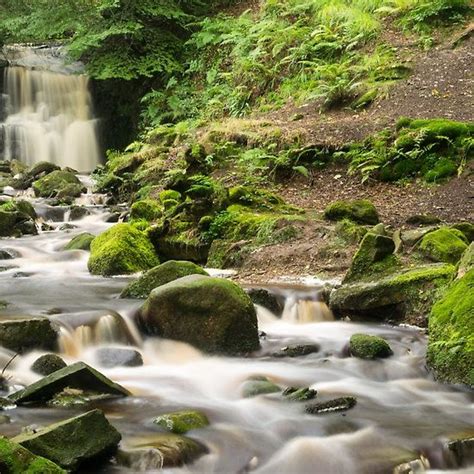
[0,177,473,473]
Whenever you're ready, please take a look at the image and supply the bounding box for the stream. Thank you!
[0,186,472,473]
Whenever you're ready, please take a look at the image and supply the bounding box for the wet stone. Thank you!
[153,410,209,434]
[247,288,283,315]
[305,396,357,415]
[31,354,67,376]
[446,436,474,467]
[272,343,320,358]
[116,447,164,471]
[283,387,317,402]
[241,377,281,398]
[95,347,144,368]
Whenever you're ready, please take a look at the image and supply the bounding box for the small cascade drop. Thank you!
[0,59,100,171]
[282,293,334,323]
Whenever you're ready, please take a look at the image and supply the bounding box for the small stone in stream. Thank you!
[132,434,207,467]
[95,347,143,368]
[272,344,320,358]
[305,397,357,414]
[446,436,474,467]
[349,334,393,359]
[283,387,317,402]
[247,288,283,315]
[105,212,120,223]
[63,232,95,251]
[0,436,66,473]
[241,377,280,398]
[116,447,164,471]
[393,457,430,474]
[58,223,77,231]
[0,249,17,260]
[0,397,16,410]
[31,354,67,376]
[14,409,121,470]
[69,205,90,221]
[153,410,209,434]
[9,361,130,404]
[0,317,59,353]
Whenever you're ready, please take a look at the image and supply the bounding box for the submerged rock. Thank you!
[95,347,143,368]
[69,205,90,221]
[131,434,207,467]
[427,269,474,386]
[418,227,468,265]
[272,344,320,358]
[116,447,163,471]
[139,275,260,355]
[0,318,59,353]
[153,410,209,434]
[0,436,65,473]
[305,396,357,414]
[324,199,379,225]
[241,376,280,398]
[13,409,121,470]
[121,260,208,299]
[63,232,95,251]
[445,435,474,467]
[349,334,393,359]
[247,288,283,315]
[9,361,130,404]
[31,354,67,376]
[88,223,159,276]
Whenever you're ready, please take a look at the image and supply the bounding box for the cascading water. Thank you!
[0,46,100,171]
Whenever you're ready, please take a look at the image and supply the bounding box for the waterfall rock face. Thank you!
[0,45,100,171]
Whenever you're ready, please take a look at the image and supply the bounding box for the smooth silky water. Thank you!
[0,193,472,474]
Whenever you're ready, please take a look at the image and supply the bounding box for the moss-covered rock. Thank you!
[283,387,317,402]
[13,409,121,470]
[88,223,159,276]
[335,219,368,244]
[130,199,162,222]
[406,214,441,226]
[0,436,66,474]
[31,354,67,376]
[241,377,281,398]
[153,410,209,434]
[324,199,379,225]
[0,318,58,353]
[63,232,95,251]
[349,334,393,359]
[451,222,474,243]
[418,228,468,265]
[139,275,260,354]
[344,232,397,283]
[427,269,474,386]
[28,161,61,179]
[1,200,37,220]
[32,170,85,198]
[457,243,474,278]
[330,263,455,322]
[0,200,38,237]
[121,260,208,299]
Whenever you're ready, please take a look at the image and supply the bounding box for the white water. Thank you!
[1,64,100,171]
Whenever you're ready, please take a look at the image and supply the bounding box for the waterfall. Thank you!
[0,56,100,171]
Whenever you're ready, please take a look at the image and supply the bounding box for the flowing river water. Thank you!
[0,184,472,474]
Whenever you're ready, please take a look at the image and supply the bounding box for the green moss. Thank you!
[63,232,95,251]
[130,199,162,222]
[0,437,65,473]
[121,260,209,298]
[153,410,209,434]
[32,171,84,198]
[419,228,468,264]
[159,190,182,203]
[427,269,474,386]
[335,219,368,244]
[349,334,393,359]
[241,378,281,398]
[324,199,379,225]
[1,200,37,220]
[88,223,159,276]
[451,222,474,243]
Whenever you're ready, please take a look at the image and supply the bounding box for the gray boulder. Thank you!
[95,347,143,368]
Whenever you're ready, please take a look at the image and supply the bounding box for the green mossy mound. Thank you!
[130,199,162,222]
[153,410,209,434]
[32,170,85,198]
[1,200,37,220]
[418,228,468,265]
[451,222,474,243]
[31,354,67,376]
[324,200,379,225]
[349,334,393,359]
[88,223,159,276]
[64,232,95,251]
[427,269,474,386]
[121,260,208,299]
[0,437,66,474]
[0,200,38,237]
[344,231,397,283]
[139,275,260,355]
[13,409,121,471]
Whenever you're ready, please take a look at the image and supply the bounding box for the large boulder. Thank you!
[0,318,59,353]
[0,436,65,473]
[418,228,468,265]
[121,260,209,299]
[330,264,455,323]
[0,200,38,237]
[427,269,474,386]
[324,199,379,225]
[343,231,396,283]
[9,361,130,404]
[88,223,159,276]
[13,409,121,471]
[32,170,85,198]
[139,275,260,354]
